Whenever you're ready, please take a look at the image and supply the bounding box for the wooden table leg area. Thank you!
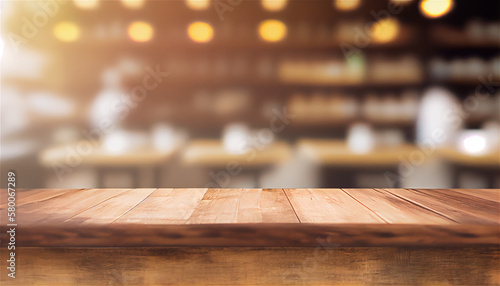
[2,247,499,285]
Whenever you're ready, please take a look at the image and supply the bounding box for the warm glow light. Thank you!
[152,123,176,152]
[73,0,99,10]
[121,0,144,9]
[54,22,80,42]
[462,135,487,155]
[420,0,453,18]
[223,124,250,154]
[103,131,130,154]
[185,0,210,10]
[371,18,400,43]
[334,0,361,11]
[258,20,287,42]
[390,0,412,5]
[347,123,375,154]
[261,0,288,11]
[187,22,214,43]
[128,21,154,42]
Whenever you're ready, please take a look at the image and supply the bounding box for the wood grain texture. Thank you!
[382,188,500,224]
[0,188,499,247]
[0,188,79,209]
[3,223,498,247]
[416,189,500,224]
[115,188,208,224]
[14,189,130,225]
[1,247,498,285]
[283,188,384,223]
[187,188,299,223]
[65,188,157,224]
[342,188,456,224]
[446,188,500,203]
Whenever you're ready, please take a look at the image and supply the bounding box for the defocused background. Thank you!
[1,0,499,189]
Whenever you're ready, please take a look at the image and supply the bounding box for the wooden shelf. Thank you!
[430,25,500,49]
[38,141,180,167]
[297,139,417,167]
[438,147,500,168]
[182,139,292,167]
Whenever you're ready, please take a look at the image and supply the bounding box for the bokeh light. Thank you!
[185,0,210,10]
[73,0,99,10]
[334,0,361,11]
[261,0,288,11]
[128,21,154,42]
[371,18,400,43]
[390,0,413,5]
[420,0,454,18]
[462,134,487,155]
[188,22,214,43]
[258,20,287,42]
[121,0,145,9]
[54,22,81,42]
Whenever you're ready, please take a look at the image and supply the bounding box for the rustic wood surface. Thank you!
[0,188,499,247]
[1,247,498,285]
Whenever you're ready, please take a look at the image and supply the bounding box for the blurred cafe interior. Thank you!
[1,0,499,189]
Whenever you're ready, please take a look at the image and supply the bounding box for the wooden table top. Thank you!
[182,140,292,167]
[1,188,498,247]
[297,139,417,167]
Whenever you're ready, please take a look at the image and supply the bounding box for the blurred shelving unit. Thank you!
[2,0,499,188]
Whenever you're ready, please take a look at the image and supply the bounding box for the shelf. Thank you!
[297,139,417,167]
[39,141,180,168]
[430,26,500,49]
[182,139,292,167]
[437,147,500,168]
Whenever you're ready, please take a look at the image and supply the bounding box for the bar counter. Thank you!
[1,188,499,285]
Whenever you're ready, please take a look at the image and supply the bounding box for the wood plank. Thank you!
[187,188,299,223]
[415,189,500,224]
[342,188,456,224]
[1,188,499,248]
[451,189,500,203]
[15,189,130,225]
[1,247,498,285]
[0,189,79,209]
[2,223,499,247]
[65,188,157,224]
[115,188,208,224]
[382,189,500,224]
[284,188,385,223]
